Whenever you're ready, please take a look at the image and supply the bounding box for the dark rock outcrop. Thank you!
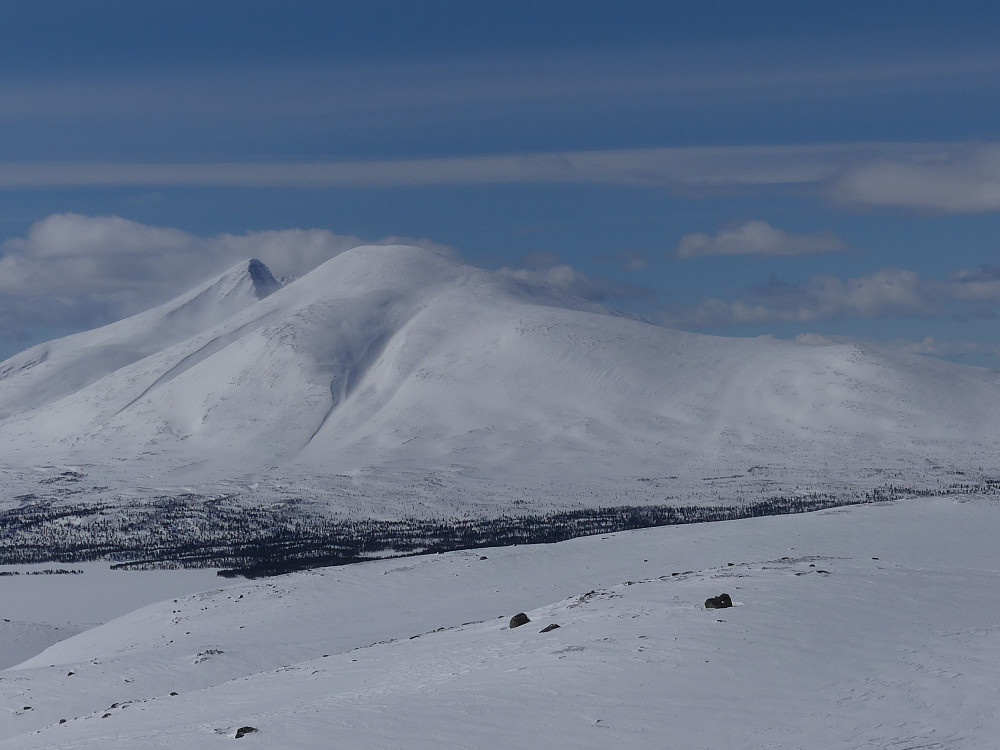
[235,726,259,739]
[704,593,733,609]
[509,612,531,629]
[540,623,561,633]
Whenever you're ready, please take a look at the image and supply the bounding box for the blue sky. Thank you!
[2,0,1000,364]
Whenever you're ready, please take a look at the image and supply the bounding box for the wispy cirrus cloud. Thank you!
[676,220,849,259]
[7,45,999,120]
[0,143,936,190]
[10,142,1000,210]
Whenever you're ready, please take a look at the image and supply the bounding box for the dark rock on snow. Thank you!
[509,613,531,629]
[705,593,733,609]
[540,623,561,633]
[235,726,259,738]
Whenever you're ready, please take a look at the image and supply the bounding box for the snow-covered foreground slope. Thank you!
[0,244,998,521]
[0,564,222,671]
[2,497,999,748]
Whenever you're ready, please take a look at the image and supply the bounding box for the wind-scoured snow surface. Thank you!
[2,496,999,748]
[0,244,997,521]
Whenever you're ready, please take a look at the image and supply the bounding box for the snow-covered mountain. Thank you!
[0,243,998,510]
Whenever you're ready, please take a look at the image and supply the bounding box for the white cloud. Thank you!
[676,220,848,258]
[829,143,1000,213]
[943,264,1000,305]
[2,213,195,258]
[794,332,1000,360]
[661,268,936,328]
[793,332,852,347]
[662,259,1000,330]
[497,264,654,304]
[0,213,445,338]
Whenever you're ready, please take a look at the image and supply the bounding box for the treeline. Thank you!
[0,568,83,576]
[221,492,855,577]
[0,481,961,577]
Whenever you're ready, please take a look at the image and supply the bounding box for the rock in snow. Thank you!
[509,613,531,629]
[704,593,733,609]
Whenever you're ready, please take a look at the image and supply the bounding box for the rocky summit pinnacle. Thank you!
[247,259,281,299]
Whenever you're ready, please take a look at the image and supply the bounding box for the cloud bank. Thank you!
[829,143,1000,213]
[794,332,1000,361]
[676,220,848,258]
[498,252,655,304]
[0,214,444,338]
[662,263,1000,329]
[662,268,932,328]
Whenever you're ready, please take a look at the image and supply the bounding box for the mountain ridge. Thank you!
[0,258,282,420]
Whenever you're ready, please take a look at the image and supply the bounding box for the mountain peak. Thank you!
[247,258,281,299]
[0,256,282,420]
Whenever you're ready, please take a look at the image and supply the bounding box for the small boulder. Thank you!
[704,593,733,609]
[509,613,531,629]
[539,623,561,633]
[235,726,258,739]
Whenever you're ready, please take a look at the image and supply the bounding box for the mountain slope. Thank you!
[0,245,997,502]
[0,258,279,420]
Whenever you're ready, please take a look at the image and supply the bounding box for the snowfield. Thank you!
[2,496,999,748]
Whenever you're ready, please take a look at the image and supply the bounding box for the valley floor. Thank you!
[2,495,999,749]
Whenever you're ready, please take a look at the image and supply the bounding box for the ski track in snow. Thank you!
[1,497,999,748]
